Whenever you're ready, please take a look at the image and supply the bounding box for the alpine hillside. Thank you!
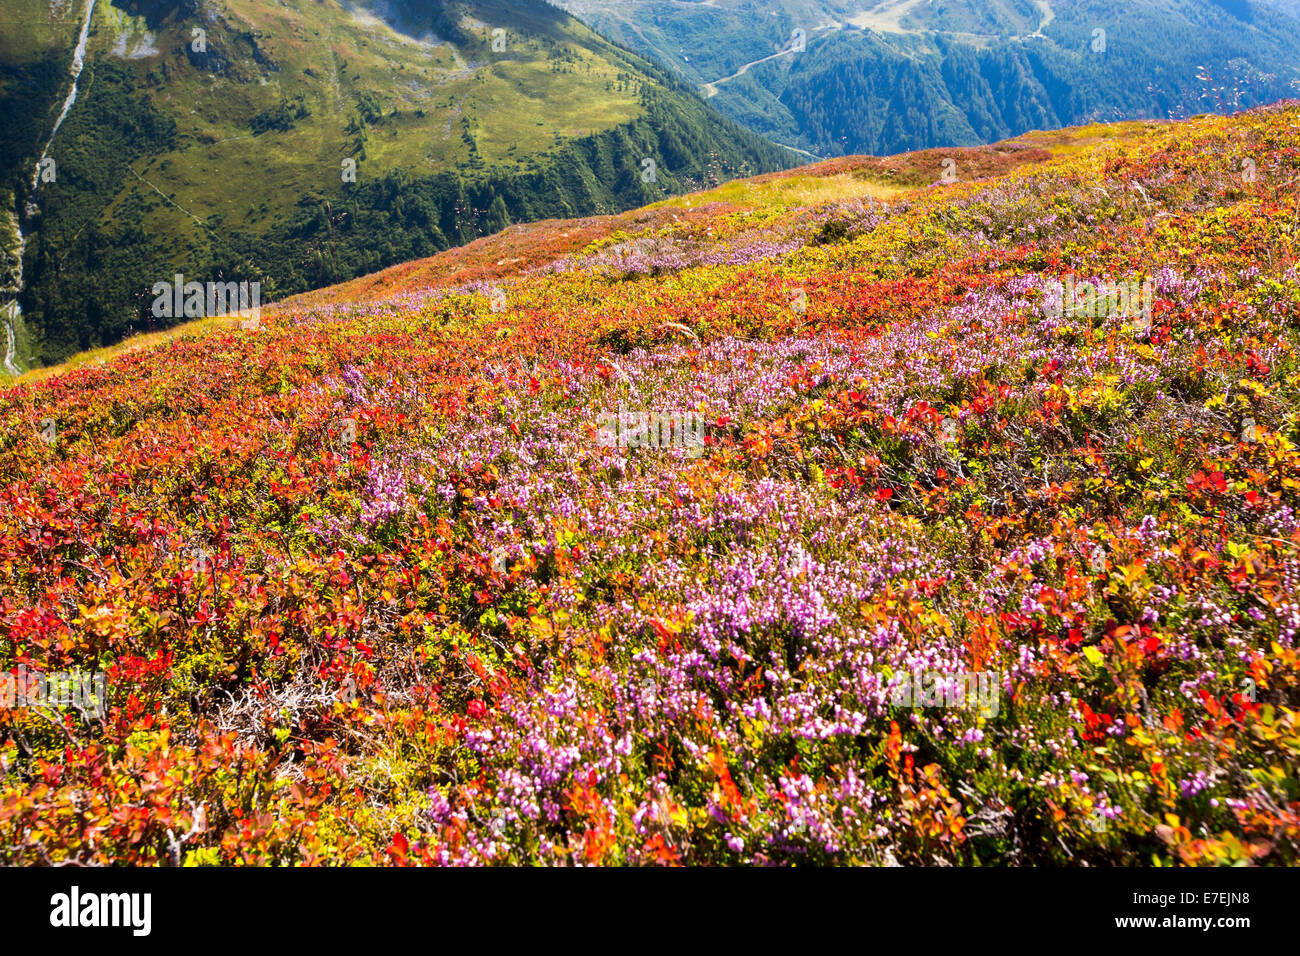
[0,0,793,369]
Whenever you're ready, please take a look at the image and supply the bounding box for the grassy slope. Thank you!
[117,0,652,234]
[8,0,648,228]
[10,117,1120,384]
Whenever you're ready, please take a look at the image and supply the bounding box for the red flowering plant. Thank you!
[2,105,1300,865]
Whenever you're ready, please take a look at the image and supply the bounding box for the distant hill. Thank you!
[557,0,1300,156]
[0,0,792,366]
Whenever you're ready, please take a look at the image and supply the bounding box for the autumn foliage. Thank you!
[2,106,1300,865]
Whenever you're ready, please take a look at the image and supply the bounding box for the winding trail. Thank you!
[701,43,801,99]
[702,44,800,98]
[771,140,822,160]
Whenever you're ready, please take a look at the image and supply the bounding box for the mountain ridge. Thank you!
[557,0,1300,157]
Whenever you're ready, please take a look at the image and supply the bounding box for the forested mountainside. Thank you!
[0,0,792,367]
[558,0,1300,156]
